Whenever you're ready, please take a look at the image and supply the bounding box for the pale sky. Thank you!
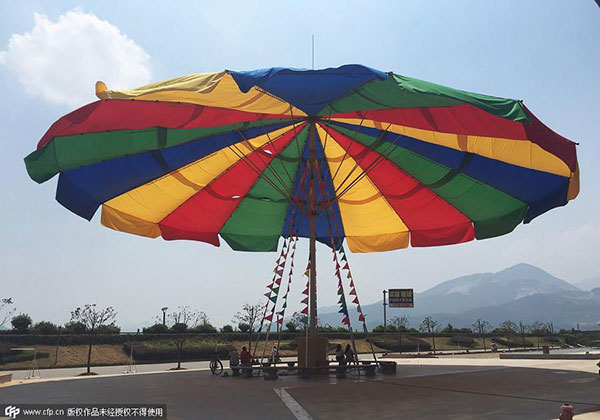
[1,1,599,330]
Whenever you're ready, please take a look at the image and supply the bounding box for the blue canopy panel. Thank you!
[282,129,345,248]
[329,121,569,223]
[55,121,294,221]
[229,65,387,116]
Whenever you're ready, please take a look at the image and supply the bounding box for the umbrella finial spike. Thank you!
[95,81,108,99]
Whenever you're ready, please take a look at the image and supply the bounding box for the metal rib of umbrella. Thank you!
[25,65,579,253]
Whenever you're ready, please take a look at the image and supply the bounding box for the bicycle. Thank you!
[209,350,223,376]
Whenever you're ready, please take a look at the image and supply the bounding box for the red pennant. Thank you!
[275,269,283,277]
[337,279,343,288]
[301,297,308,305]
[349,288,356,296]
[335,261,341,270]
[350,280,355,288]
[342,263,349,270]
[265,314,273,322]
[335,269,340,277]
[357,305,362,313]
[267,283,274,289]
[342,316,350,325]
[275,277,281,285]
[301,306,308,315]
[302,287,309,295]
[358,314,365,322]
[277,317,284,324]
[352,297,359,304]
[264,292,271,298]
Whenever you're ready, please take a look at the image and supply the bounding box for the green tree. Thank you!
[285,321,297,332]
[390,316,409,352]
[517,321,530,348]
[71,304,117,374]
[530,321,548,349]
[419,317,440,354]
[221,324,234,333]
[1,298,15,329]
[233,302,262,353]
[472,319,492,351]
[11,313,32,332]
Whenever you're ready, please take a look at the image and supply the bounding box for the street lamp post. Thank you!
[161,307,168,326]
[383,290,388,342]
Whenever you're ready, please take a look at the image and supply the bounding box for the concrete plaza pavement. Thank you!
[1,356,600,419]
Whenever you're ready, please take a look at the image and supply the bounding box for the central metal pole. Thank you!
[383,290,388,342]
[308,122,318,337]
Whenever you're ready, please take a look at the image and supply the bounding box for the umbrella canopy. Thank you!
[25,65,579,253]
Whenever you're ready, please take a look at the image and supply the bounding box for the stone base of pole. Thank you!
[296,336,329,375]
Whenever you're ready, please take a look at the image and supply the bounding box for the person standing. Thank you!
[335,344,345,365]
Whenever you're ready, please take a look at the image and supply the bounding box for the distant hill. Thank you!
[317,263,597,330]
[573,276,600,291]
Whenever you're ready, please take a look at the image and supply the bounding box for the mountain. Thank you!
[317,263,592,330]
[573,276,600,291]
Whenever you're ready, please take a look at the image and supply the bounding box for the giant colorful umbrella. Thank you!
[25,65,579,338]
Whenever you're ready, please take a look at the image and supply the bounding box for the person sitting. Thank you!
[240,346,252,366]
[344,344,355,364]
[228,347,240,376]
[335,344,346,365]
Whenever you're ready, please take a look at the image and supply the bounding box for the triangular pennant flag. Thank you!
[337,288,344,296]
[265,314,273,322]
[304,269,310,277]
[275,277,281,285]
[264,292,271,298]
[349,288,357,296]
[342,263,349,270]
[335,269,340,277]
[269,295,277,304]
[342,316,350,325]
[272,287,280,295]
[301,306,308,315]
[358,314,365,322]
[352,297,359,304]
[335,261,341,270]
[337,296,344,305]
[282,301,287,308]
[277,317,284,324]
[302,287,309,295]
[350,280,355,288]
[341,253,347,262]
[266,283,274,289]
[347,272,352,279]
[357,305,362,313]
[275,269,284,277]
[301,297,308,305]
[338,308,348,314]
[337,279,343,288]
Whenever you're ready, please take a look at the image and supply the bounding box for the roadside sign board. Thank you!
[388,289,414,308]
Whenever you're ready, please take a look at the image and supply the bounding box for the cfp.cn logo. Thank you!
[4,405,20,419]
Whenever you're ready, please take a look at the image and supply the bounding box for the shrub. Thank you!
[285,322,297,332]
[170,323,188,333]
[449,335,476,347]
[191,324,217,334]
[0,349,50,364]
[373,337,432,352]
[95,324,120,335]
[143,324,169,334]
[11,314,32,332]
[124,342,234,362]
[32,321,59,335]
[63,321,87,334]
[492,337,533,347]
[220,325,234,333]
[238,323,251,333]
